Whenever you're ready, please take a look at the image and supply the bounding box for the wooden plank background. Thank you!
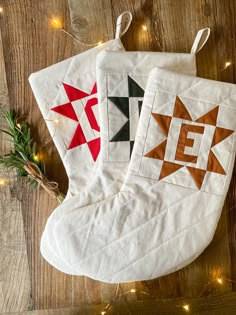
[2,292,236,315]
[0,0,236,313]
[0,29,31,313]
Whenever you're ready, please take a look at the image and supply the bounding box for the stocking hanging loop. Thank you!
[191,28,210,54]
[115,11,132,39]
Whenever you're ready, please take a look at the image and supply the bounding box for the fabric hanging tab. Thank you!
[115,11,133,38]
[190,28,211,54]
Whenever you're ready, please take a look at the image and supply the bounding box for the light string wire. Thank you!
[98,276,236,314]
[49,16,150,48]
[50,16,103,47]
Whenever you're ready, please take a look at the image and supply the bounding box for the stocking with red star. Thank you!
[40,28,212,275]
[29,11,132,200]
[46,68,236,283]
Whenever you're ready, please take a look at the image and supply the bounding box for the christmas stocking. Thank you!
[40,29,211,274]
[53,67,236,283]
[29,11,132,200]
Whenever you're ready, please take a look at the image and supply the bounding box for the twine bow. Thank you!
[23,162,64,203]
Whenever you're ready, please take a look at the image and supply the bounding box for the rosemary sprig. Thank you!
[0,111,64,202]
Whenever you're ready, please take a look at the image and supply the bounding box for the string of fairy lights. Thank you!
[0,6,235,313]
[98,276,235,314]
[50,16,103,47]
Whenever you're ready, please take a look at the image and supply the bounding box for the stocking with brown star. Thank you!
[49,68,236,283]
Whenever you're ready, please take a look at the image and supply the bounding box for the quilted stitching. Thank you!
[51,68,236,283]
[40,52,200,278]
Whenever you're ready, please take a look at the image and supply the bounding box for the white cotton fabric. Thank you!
[29,39,125,199]
[50,68,236,283]
[40,49,199,274]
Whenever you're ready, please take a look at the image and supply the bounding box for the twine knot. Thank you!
[23,162,64,202]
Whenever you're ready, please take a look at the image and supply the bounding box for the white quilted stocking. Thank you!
[29,10,132,273]
[29,11,133,200]
[40,30,211,273]
[52,68,236,282]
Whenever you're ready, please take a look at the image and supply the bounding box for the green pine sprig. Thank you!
[0,111,64,202]
[0,111,45,190]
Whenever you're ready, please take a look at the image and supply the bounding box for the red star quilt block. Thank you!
[51,82,100,161]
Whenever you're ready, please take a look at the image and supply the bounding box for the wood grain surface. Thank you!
[2,292,236,315]
[0,0,236,313]
[0,29,31,313]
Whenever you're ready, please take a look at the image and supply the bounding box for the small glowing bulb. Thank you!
[33,154,39,162]
[16,123,21,128]
[0,7,3,13]
[54,119,59,124]
[217,278,223,284]
[225,61,231,68]
[50,17,63,29]
[98,41,103,46]
[142,25,147,31]
[130,289,136,293]
[0,179,5,185]
[182,304,190,312]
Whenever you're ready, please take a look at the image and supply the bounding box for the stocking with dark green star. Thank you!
[108,76,144,157]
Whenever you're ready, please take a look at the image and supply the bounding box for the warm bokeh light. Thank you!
[130,289,136,293]
[54,119,59,124]
[182,304,190,312]
[225,61,231,68]
[97,41,103,46]
[33,154,39,162]
[50,17,63,29]
[101,312,106,315]
[0,179,6,185]
[217,278,223,285]
[0,7,3,13]
[142,25,147,31]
